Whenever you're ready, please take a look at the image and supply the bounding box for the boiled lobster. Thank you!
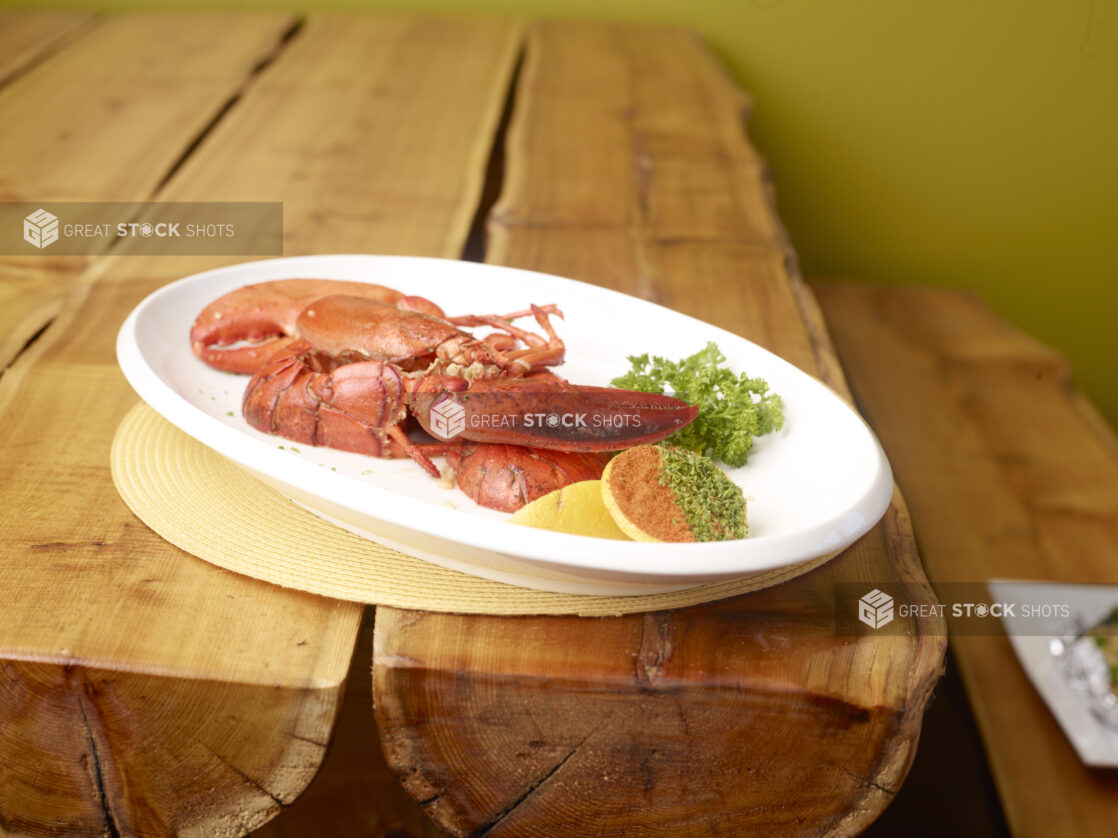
[191,279,446,374]
[190,279,696,511]
[447,444,607,513]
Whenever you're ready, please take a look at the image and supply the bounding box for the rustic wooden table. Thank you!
[0,11,954,836]
[816,284,1118,838]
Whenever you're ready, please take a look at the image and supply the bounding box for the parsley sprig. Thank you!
[610,342,783,468]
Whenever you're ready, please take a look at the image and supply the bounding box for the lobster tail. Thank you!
[242,340,411,459]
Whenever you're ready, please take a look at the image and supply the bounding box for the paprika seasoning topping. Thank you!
[602,445,747,543]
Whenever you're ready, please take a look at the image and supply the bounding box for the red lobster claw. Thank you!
[408,375,697,451]
[190,279,444,374]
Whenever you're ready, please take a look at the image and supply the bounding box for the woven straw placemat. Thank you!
[110,402,836,615]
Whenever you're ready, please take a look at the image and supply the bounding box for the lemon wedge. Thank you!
[508,480,630,540]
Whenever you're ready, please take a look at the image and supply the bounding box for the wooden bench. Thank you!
[815,282,1118,838]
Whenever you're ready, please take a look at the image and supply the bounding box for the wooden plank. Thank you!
[374,22,945,837]
[0,14,521,836]
[489,22,780,245]
[0,10,93,86]
[0,12,298,204]
[157,15,520,257]
[0,12,297,373]
[815,282,1118,838]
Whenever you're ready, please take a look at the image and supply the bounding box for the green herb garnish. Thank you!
[611,342,783,467]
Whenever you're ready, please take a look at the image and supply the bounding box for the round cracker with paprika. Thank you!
[601,445,747,542]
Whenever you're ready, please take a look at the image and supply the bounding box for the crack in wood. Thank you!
[1,14,309,397]
[672,694,693,741]
[285,731,329,749]
[196,739,290,811]
[461,45,523,264]
[151,16,306,195]
[29,539,108,551]
[76,687,123,838]
[33,15,306,278]
[0,14,102,90]
[484,216,779,249]
[1,316,54,381]
[630,129,653,220]
[467,736,586,837]
[835,763,897,797]
[635,612,674,686]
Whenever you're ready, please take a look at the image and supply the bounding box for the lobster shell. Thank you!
[448,443,606,513]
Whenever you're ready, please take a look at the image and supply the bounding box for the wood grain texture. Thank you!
[815,282,1118,838]
[0,14,521,836]
[156,14,523,258]
[0,12,297,204]
[374,22,946,837]
[0,274,363,837]
[1,658,346,837]
[0,12,296,373]
[374,498,936,838]
[0,10,93,87]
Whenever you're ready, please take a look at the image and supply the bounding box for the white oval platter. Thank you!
[116,255,893,595]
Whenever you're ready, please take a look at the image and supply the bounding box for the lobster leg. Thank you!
[387,424,441,478]
[502,304,566,371]
[446,305,565,373]
[446,303,562,329]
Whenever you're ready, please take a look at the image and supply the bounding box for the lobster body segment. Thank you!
[296,294,489,369]
[242,339,440,476]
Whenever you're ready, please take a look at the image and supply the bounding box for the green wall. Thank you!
[11,1,1118,423]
